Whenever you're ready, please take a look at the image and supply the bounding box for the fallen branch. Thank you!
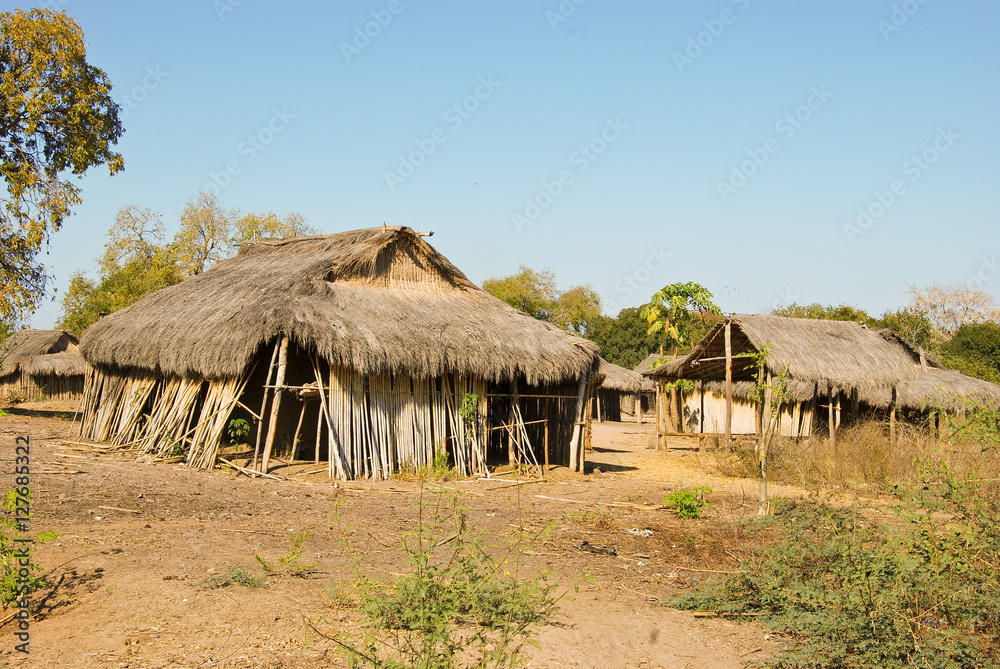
[218,457,285,481]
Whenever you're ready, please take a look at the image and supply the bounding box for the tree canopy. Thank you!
[639,282,722,355]
[0,9,124,323]
[58,193,316,334]
[481,265,601,335]
[583,307,662,369]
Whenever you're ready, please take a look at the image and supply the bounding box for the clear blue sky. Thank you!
[22,0,1000,329]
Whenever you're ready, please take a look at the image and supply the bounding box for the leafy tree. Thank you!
[0,9,124,323]
[940,323,1000,383]
[173,192,238,276]
[909,284,1000,339]
[234,211,318,247]
[552,284,601,335]
[58,208,184,334]
[482,265,558,321]
[772,302,874,323]
[639,282,721,356]
[584,307,661,369]
[872,308,937,350]
[58,199,313,334]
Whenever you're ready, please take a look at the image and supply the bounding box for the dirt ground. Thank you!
[0,408,801,669]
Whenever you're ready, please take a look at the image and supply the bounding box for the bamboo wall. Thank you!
[0,374,84,402]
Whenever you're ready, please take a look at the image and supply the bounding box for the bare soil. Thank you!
[0,409,801,669]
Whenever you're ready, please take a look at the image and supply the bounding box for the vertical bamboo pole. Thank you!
[252,338,282,472]
[568,363,594,473]
[291,401,307,460]
[724,319,733,448]
[828,381,837,448]
[635,393,642,424]
[260,335,289,474]
[889,385,897,446]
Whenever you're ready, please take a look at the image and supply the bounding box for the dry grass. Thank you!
[712,420,1000,499]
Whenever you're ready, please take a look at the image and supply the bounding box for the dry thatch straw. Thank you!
[21,351,87,377]
[598,357,653,393]
[1,330,80,376]
[81,227,598,385]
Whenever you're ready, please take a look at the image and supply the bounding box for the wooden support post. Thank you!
[596,393,602,423]
[568,364,592,473]
[261,335,289,473]
[827,381,837,448]
[291,400,307,460]
[889,385,897,446]
[724,319,733,448]
[654,383,663,450]
[252,338,281,472]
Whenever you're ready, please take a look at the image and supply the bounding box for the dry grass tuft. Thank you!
[711,420,1000,499]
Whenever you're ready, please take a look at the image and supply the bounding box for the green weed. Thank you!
[255,530,316,576]
[671,461,1000,667]
[664,486,711,519]
[315,486,561,669]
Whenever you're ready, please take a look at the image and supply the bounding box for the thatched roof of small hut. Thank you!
[646,316,1000,411]
[646,315,919,402]
[81,227,599,385]
[1,330,80,376]
[633,353,667,375]
[598,358,654,393]
[22,351,87,377]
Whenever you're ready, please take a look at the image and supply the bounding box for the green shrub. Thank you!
[664,486,711,519]
[318,488,560,668]
[671,463,1000,667]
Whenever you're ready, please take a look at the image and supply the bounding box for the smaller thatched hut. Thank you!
[645,315,1000,446]
[0,330,85,402]
[594,358,654,422]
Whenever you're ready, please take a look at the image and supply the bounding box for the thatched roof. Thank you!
[1,330,79,376]
[647,316,1000,411]
[633,353,667,375]
[598,358,654,393]
[646,315,919,402]
[80,227,599,385]
[22,351,87,377]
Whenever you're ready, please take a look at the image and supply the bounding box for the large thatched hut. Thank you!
[0,330,85,402]
[594,358,654,422]
[644,315,1000,445]
[79,227,600,478]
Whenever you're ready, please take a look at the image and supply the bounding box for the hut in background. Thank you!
[0,330,85,402]
[630,354,664,423]
[645,315,1000,447]
[594,358,654,423]
[79,227,600,478]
